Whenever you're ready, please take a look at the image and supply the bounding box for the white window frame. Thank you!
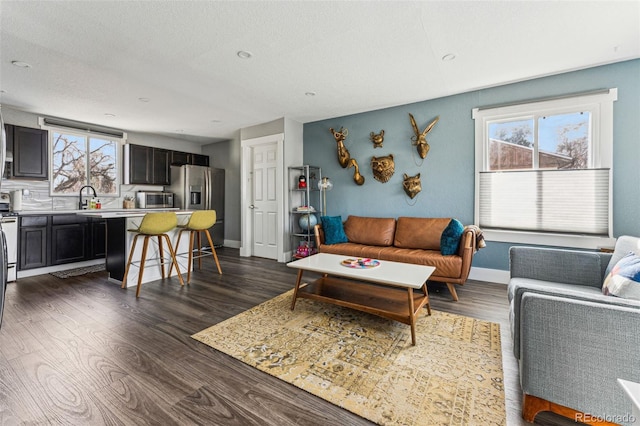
[472,89,617,249]
[40,118,126,198]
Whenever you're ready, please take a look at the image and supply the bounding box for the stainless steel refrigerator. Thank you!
[168,165,225,247]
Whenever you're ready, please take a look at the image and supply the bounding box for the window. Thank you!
[42,121,124,197]
[473,89,617,248]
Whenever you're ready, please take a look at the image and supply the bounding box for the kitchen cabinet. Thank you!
[170,150,210,167]
[19,216,48,270]
[50,215,89,265]
[18,214,106,270]
[91,219,106,259]
[190,153,209,167]
[153,148,171,185]
[171,150,190,166]
[125,144,171,185]
[5,124,48,180]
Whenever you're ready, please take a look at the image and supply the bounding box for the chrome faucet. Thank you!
[79,185,97,209]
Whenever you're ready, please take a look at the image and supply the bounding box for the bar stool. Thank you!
[171,210,222,283]
[121,212,185,297]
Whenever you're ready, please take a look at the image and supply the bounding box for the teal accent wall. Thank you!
[303,59,640,271]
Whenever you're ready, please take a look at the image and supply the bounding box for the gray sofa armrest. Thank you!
[519,292,640,424]
[510,246,611,288]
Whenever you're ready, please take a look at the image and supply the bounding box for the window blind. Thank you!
[479,168,610,236]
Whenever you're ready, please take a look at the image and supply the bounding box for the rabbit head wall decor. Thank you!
[371,154,395,183]
[402,173,422,199]
[329,127,351,168]
[409,113,439,159]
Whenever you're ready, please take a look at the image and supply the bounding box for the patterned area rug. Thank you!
[49,264,106,279]
[192,290,506,425]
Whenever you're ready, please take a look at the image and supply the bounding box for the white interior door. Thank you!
[251,142,278,259]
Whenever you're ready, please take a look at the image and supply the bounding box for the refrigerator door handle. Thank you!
[204,169,211,210]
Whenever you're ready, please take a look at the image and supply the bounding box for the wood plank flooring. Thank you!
[0,248,580,425]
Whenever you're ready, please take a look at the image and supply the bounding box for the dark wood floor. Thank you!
[0,248,581,425]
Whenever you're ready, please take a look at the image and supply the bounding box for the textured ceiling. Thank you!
[1,1,638,144]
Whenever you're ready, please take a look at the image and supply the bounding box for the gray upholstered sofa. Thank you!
[508,236,640,425]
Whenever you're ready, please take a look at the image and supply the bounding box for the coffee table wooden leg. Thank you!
[407,288,416,346]
[291,269,304,310]
[422,282,431,316]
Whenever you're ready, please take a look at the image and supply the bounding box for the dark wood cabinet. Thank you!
[7,125,48,180]
[153,148,170,185]
[50,215,89,265]
[18,214,106,270]
[127,144,171,185]
[19,216,48,270]
[171,151,190,166]
[91,219,106,259]
[128,144,153,184]
[191,153,210,166]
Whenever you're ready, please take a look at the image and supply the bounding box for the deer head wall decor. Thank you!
[329,127,351,168]
[347,158,365,185]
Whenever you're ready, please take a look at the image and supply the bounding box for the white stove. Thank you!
[0,193,17,282]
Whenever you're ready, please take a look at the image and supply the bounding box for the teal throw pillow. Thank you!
[440,219,464,255]
[602,252,640,300]
[321,216,348,245]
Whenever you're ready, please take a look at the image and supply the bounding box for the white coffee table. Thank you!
[287,253,435,346]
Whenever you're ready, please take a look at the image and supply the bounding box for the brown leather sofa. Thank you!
[314,215,480,301]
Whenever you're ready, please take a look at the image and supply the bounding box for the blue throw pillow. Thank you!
[602,252,640,300]
[440,219,464,255]
[320,216,348,245]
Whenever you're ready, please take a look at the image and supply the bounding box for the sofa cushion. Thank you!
[343,215,396,246]
[393,217,450,250]
[320,216,348,245]
[440,219,464,255]
[602,252,640,300]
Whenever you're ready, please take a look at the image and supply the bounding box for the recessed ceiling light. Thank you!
[441,53,456,61]
[138,97,150,102]
[11,60,31,68]
[237,50,252,59]
[211,119,221,123]
[104,113,116,117]
[305,92,316,97]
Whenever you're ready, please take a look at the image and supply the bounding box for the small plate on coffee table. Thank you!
[341,258,380,269]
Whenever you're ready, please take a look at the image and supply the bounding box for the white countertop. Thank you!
[76,209,192,218]
[16,208,184,217]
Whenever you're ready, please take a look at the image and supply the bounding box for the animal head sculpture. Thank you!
[409,114,439,159]
[347,158,365,185]
[369,130,385,148]
[402,173,422,199]
[371,154,395,183]
[329,127,350,168]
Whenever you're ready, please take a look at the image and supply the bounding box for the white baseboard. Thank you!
[223,239,241,249]
[468,267,510,284]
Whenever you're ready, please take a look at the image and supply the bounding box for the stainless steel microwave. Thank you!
[136,191,174,209]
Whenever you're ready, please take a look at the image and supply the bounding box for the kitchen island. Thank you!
[77,209,194,287]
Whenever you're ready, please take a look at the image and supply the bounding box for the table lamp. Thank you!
[318,177,333,216]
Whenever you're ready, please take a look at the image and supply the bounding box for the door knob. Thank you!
[249,204,255,209]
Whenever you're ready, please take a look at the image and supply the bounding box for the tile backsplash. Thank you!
[0,180,164,211]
